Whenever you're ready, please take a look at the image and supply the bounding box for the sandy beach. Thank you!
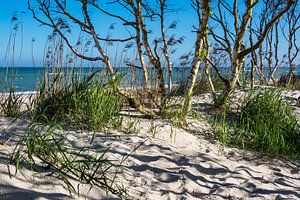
[0,90,299,200]
[1,0,300,198]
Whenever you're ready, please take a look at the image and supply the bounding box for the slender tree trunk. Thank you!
[136,0,166,109]
[215,0,254,106]
[270,22,279,85]
[160,0,173,92]
[204,34,216,99]
[250,60,255,88]
[182,51,203,116]
[82,1,156,117]
[287,35,295,84]
[182,0,210,118]
[215,58,242,106]
[135,11,149,89]
[249,19,256,88]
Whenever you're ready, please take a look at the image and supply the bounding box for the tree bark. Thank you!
[204,35,216,100]
[181,0,211,118]
[134,6,149,89]
[136,0,166,109]
[160,0,173,92]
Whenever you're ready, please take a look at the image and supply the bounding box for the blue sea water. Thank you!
[0,66,191,91]
[0,66,298,92]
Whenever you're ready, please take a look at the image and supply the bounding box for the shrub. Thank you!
[237,90,300,156]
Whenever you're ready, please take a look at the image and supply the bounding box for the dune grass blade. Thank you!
[11,124,127,198]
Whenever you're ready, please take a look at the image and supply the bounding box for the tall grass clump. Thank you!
[32,71,123,131]
[0,89,26,118]
[237,90,300,156]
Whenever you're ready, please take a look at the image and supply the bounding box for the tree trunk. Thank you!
[181,0,210,118]
[215,0,253,107]
[287,34,295,85]
[160,0,173,92]
[215,58,242,107]
[135,11,149,89]
[136,0,166,109]
[250,60,255,88]
[204,35,216,100]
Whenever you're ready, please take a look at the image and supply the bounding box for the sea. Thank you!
[0,66,298,92]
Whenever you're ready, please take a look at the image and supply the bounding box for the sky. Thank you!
[0,0,294,68]
[0,0,198,67]
[0,0,51,66]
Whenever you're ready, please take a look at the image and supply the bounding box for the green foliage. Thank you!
[214,111,231,145]
[11,123,127,198]
[215,89,300,158]
[0,89,26,118]
[160,101,186,127]
[81,80,122,130]
[238,90,300,156]
[149,120,159,138]
[32,72,123,131]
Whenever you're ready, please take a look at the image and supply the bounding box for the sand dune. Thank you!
[0,91,300,200]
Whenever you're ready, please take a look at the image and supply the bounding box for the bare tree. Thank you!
[27,0,159,116]
[91,0,176,110]
[86,0,181,110]
[209,0,295,106]
[134,0,166,108]
[283,2,300,84]
[251,0,282,86]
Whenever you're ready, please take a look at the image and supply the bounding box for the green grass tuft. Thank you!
[0,89,26,118]
[214,89,300,158]
[32,71,123,131]
[237,90,300,156]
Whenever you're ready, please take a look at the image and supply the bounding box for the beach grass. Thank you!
[214,89,300,158]
[238,90,300,156]
[31,71,123,131]
[0,89,27,118]
[11,123,128,198]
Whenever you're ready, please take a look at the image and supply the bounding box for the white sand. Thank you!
[0,90,300,200]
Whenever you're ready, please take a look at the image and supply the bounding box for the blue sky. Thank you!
[0,0,198,67]
[0,0,293,67]
[0,0,51,66]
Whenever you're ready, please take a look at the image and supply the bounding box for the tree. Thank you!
[249,1,282,87]
[283,2,300,84]
[209,0,296,106]
[159,0,174,92]
[27,0,159,116]
[95,0,178,110]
